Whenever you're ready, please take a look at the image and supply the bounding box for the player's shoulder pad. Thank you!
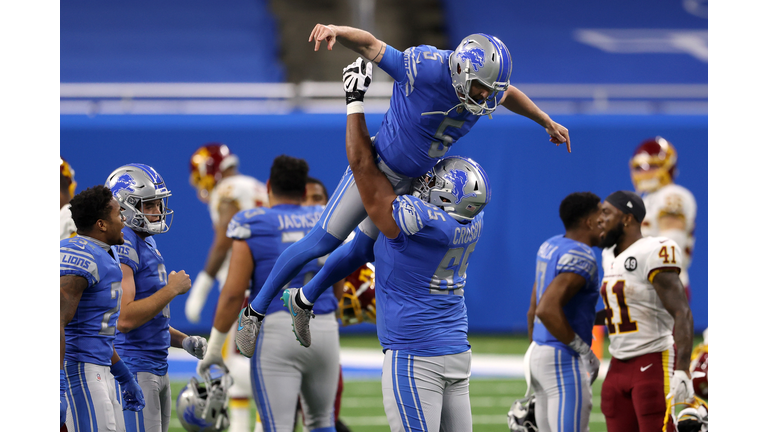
[556,240,598,279]
[227,207,267,239]
[392,195,432,236]
[60,237,101,284]
[403,45,450,93]
[637,236,682,280]
[115,228,140,267]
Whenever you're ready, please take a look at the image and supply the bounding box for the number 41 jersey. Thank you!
[374,195,483,356]
[600,236,682,360]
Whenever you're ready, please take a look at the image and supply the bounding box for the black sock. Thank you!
[243,304,265,321]
[294,291,312,310]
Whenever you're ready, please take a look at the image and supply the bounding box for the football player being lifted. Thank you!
[236,25,570,351]
[596,191,694,432]
[186,143,269,432]
[106,164,208,432]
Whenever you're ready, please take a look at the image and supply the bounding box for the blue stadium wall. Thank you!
[61,113,708,335]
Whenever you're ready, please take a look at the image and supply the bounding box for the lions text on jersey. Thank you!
[532,235,600,352]
[114,227,172,375]
[227,204,336,315]
[600,236,682,360]
[375,195,483,355]
[60,236,123,365]
[376,45,504,178]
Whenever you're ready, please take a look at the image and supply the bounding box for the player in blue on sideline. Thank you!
[237,23,571,352]
[350,57,489,431]
[199,155,340,432]
[60,185,145,431]
[524,192,603,432]
[105,164,208,432]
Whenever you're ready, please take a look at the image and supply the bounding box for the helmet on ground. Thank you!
[176,374,233,432]
[508,395,537,431]
[60,157,77,197]
[338,263,376,326]
[105,163,173,234]
[630,136,678,193]
[411,156,491,222]
[189,143,239,201]
[449,33,512,116]
[669,396,708,432]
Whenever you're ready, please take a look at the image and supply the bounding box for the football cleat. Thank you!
[234,306,261,358]
[282,288,314,347]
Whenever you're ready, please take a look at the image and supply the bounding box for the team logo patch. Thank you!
[457,46,486,72]
[624,257,637,271]
[445,169,477,204]
[110,173,137,195]
[96,373,101,381]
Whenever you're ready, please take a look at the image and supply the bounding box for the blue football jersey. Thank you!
[375,45,504,178]
[227,204,337,315]
[114,227,171,375]
[532,235,600,352]
[60,236,123,366]
[374,195,483,356]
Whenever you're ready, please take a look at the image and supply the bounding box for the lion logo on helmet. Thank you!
[456,46,486,72]
[445,169,477,204]
[109,173,137,196]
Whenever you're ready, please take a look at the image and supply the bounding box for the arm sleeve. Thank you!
[377,45,407,83]
[391,195,427,236]
[556,249,598,282]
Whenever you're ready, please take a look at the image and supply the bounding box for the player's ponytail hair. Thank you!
[270,155,309,200]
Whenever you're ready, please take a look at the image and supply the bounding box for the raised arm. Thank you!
[500,85,571,153]
[309,24,387,63]
[343,58,400,239]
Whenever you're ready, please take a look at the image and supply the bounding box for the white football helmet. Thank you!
[411,156,491,222]
[105,163,174,234]
[449,33,512,116]
[176,373,233,432]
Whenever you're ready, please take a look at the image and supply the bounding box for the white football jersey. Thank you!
[641,184,696,286]
[208,174,269,285]
[60,203,76,240]
[601,236,682,360]
[208,174,269,226]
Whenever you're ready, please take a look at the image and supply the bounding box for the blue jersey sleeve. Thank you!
[392,195,428,236]
[60,240,99,287]
[556,247,598,282]
[227,208,267,240]
[378,45,407,82]
[116,229,140,273]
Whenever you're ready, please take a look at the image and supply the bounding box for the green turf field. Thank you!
[165,333,704,431]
